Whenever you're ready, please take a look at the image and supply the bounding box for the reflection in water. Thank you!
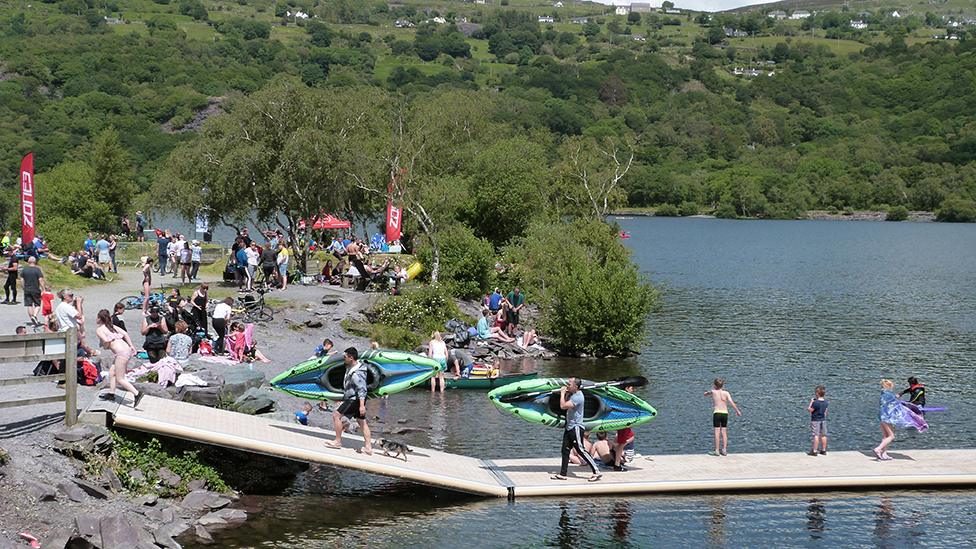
[612,500,632,542]
[807,499,826,539]
[874,496,894,547]
[707,498,727,547]
[555,503,582,549]
[429,392,447,449]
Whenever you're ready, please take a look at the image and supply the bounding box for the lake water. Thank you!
[191,218,976,548]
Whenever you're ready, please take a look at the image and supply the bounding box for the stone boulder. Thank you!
[157,467,182,488]
[197,508,247,529]
[218,369,265,402]
[180,490,231,512]
[133,381,177,400]
[27,480,57,501]
[178,385,221,407]
[232,387,276,415]
[52,425,113,457]
[72,478,110,499]
[58,481,87,502]
[154,520,190,549]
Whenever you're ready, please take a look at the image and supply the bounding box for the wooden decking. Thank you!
[94,396,976,499]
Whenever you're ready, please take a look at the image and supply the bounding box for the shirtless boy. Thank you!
[704,378,741,456]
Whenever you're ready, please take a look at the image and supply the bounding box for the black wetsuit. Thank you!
[899,384,926,408]
[4,256,17,302]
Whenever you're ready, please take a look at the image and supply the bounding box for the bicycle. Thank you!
[119,292,166,311]
[232,288,273,323]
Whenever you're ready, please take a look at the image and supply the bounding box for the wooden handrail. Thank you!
[0,329,77,425]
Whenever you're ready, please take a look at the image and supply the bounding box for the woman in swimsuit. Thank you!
[95,309,142,406]
[141,256,153,314]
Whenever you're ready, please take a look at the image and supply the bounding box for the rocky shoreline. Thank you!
[0,277,560,548]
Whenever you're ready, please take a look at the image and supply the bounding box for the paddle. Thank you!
[497,376,647,403]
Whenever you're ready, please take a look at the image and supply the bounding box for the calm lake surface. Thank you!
[194,218,976,548]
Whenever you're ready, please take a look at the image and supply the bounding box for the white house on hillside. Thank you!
[891,11,902,19]
[631,3,656,13]
[768,10,787,20]
[539,15,555,24]
[615,6,629,16]
[553,1,564,7]
[791,10,811,20]
[850,20,868,30]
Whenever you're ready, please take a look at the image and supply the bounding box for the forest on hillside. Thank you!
[1,0,975,224]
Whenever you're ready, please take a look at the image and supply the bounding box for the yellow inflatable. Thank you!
[405,261,423,281]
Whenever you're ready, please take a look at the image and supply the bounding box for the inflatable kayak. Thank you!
[270,349,441,401]
[488,377,655,432]
[429,371,539,391]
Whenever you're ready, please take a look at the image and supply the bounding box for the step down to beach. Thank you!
[100,396,976,499]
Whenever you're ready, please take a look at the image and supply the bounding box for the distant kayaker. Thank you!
[551,377,601,482]
[899,377,926,408]
[326,347,373,455]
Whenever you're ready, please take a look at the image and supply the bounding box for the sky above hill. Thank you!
[591,0,778,13]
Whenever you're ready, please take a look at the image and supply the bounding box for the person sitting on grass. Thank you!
[475,309,514,343]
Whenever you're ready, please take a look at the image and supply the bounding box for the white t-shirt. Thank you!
[55,301,79,332]
[428,339,448,360]
[245,248,259,267]
[212,302,231,320]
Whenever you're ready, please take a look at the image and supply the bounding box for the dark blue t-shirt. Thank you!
[488,292,502,311]
[157,236,169,256]
[810,399,828,421]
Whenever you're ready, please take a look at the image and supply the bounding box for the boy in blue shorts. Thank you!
[807,385,828,456]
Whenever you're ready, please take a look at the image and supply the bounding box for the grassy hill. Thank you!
[1,0,976,229]
[730,0,975,16]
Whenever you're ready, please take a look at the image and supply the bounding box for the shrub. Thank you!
[714,203,737,219]
[89,434,228,497]
[655,203,679,216]
[678,201,699,216]
[370,323,422,350]
[885,205,909,221]
[545,253,657,357]
[504,219,657,356]
[416,226,496,299]
[37,217,88,256]
[936,197,976,222]
[371,285,460,334]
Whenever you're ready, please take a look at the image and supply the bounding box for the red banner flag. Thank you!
[385,202,402,243]
[20,153,35,245]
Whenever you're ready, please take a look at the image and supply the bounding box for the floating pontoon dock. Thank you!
[85,396,976,499]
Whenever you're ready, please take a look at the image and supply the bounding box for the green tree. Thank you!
[157,77,390,269]
[36,161,113,236]
[89,127,136,222]
[466,136,548,247]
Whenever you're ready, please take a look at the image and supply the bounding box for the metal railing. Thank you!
[0,329,78,425]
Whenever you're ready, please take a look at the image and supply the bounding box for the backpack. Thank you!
[77,359,101,386]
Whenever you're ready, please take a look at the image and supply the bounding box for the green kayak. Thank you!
[428,372,539,390]
[270,349,441,401]
[487,376,656,432]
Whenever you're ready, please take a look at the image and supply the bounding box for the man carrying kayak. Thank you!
[551,377,601,482]
[326,347,373,455]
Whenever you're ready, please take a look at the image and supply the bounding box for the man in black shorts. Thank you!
[325,348,373,455]
[20,256,45,325]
